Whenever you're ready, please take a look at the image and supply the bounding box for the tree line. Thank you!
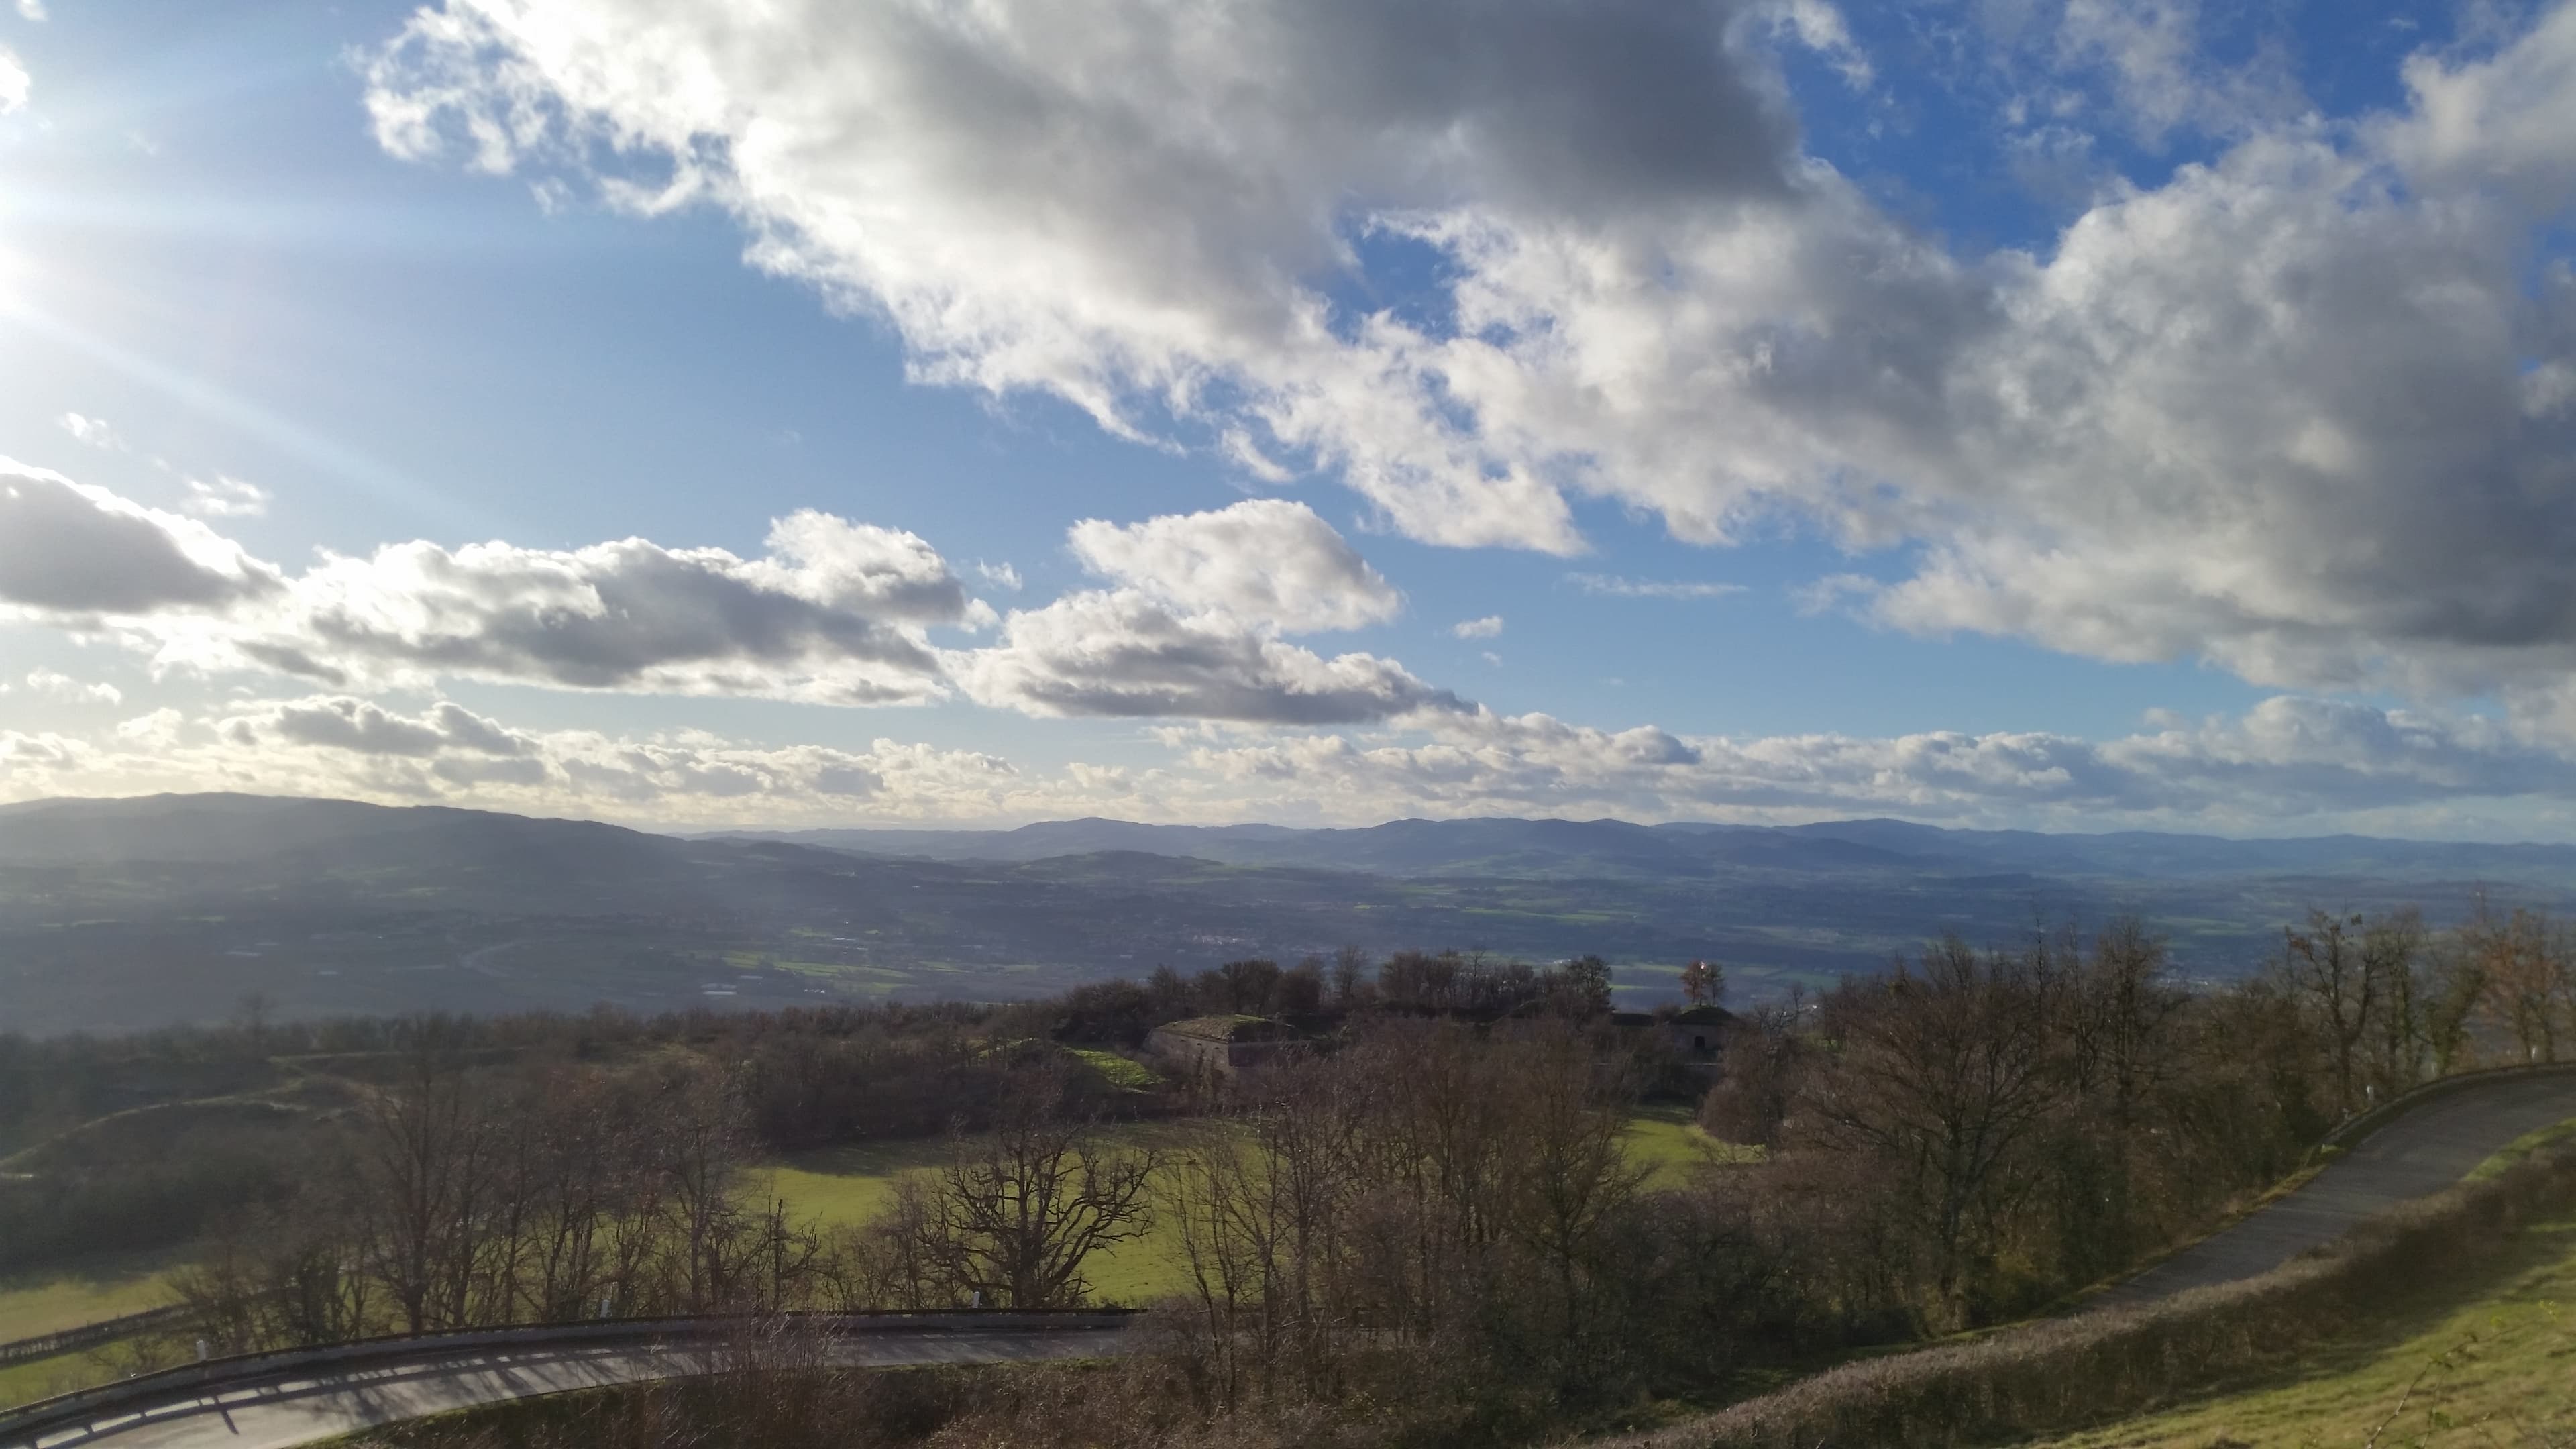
[17,901,2576,1448]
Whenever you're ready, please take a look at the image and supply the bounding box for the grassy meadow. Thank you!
[754,1105,1755,1305]
[0,1254,178,1344]
[0,1106,1753,1409]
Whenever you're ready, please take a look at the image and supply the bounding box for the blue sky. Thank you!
[2,0,2574,838]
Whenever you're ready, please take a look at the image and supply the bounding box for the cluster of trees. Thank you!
[1047,949,1617,1044]
[173,1028,833,1351]
[31,901,2576,1446]
[1699,904,2576,1335]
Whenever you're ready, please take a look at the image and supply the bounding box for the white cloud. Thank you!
[181,475,270,519]
[229,511,977,704]
[1067,498,1401,633]
[1452,615,1504,639]
[23,669,120,706]
[56,414,119,449]
[1568,574,1746,600]
[975,560,1024,591]
[11,692,2572,834]
[961,500,1444,722]
[0,462,284,616]
[0,470,979,706]
[957,588,1460,724]
[9,464,1468,726]
[359,0,2576,713]
[0,46,24,114]
[1,696,1051,828]
[1171,696,2576,829]
[13,0,44,21]
[363,0,1812,555]
[1772,0,1872,87]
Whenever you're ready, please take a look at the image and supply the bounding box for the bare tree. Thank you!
[2469,899,2566,1063]
[1799,937,2065,1328]
[2282,912,2379,1116]
[903,1063,1161,1308]
[355,1017,496,1334]
[1678,959,1723,1007]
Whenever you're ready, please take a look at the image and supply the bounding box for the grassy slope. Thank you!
[2027,1213,2576,1448]
[0,1252,178,1342]
[2022,1114,2576,1448]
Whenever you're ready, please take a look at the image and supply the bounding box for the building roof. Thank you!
[1668,1005,1738,1026]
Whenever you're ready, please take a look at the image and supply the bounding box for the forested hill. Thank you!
[2,793,2571,1036]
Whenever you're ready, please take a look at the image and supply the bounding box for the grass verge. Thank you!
[1593,1140,2576,1448]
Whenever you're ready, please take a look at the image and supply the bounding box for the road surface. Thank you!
[2083,1069,2576,1312]
[7,1321,1135,1449]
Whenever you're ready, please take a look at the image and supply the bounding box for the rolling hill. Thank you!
[1,794,2568,1037]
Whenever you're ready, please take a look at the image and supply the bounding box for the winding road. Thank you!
[1,1315,1138,1449]
[13,1068,2576,1449]
[2083,1067,2576,1312]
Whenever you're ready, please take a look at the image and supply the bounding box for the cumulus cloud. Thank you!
[364,0,1814,553]
[0,46,25,114]
[1170,696,2576,828]
[0,696,1049,828]
[964,500,1456,722]
[361,0,2576,709]
[239,696,533,759]
[5,465,1474,724]
[1452,615,1504,639]
[23,669,121,706]
[0,468,982,707]
[11,692,2569,833]
[959,588,1461,724]
[1067,498,1401,633]
[56,414,121,450]
[0,463,284,616]
[974,561,1024,592]
[181,475,270,519]
[229,510,977,704]
[13,1,43,21]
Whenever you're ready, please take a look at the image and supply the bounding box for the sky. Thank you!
[2,0,2575,838]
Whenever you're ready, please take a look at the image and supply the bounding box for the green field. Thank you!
[755,1108,1754,1305]
[0,1253,178,1343]
[0,1108,1754,1409]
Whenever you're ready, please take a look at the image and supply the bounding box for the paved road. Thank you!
[2083,1071,2576,1313]
[11,1324,1135,1449]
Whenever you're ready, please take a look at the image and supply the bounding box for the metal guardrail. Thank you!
[0,1309,1138,1448]
[2316,1059,2576,1152]
[0,1308,189,1368]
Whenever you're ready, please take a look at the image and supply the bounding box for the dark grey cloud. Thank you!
[264,697,533,758]
[0,465,281,616]
[283,521,967,702]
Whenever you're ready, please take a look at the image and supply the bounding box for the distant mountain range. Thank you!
[3,794,2571,1036]
[716,814,2576,886]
